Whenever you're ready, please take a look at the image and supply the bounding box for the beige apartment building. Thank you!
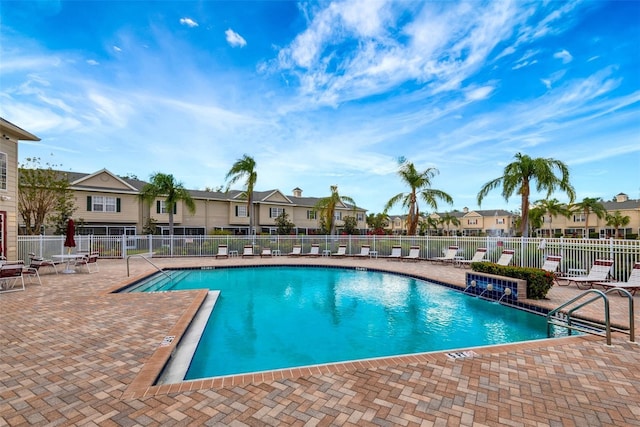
[388,196,640,238]
[17,168,368,236]
[388,208,516,236]
[536,193,640,239]
[0,118,40,260]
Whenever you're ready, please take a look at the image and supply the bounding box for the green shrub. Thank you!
[470,262,554,300]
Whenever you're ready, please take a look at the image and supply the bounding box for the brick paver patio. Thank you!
[1,256,639,426]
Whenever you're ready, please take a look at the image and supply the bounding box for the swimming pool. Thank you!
[125,266,560,379]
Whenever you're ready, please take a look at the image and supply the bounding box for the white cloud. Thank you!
[465,85,495,101]
[225,29,247,48]
[86,59,99,66]
[554,49,573,64]
[113,46,122,52]
[180,17,198,28]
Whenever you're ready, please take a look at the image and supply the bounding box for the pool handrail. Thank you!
[126,253,171,280]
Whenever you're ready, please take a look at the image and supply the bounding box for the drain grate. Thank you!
[446,350,477,360]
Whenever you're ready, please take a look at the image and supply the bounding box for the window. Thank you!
[573,214,585,222]
[87,196,121,212]
[155,200,177,214]
[468,219,478,225]
[496,218,505,224]
[357,213,364,222]
[235,205,247,217]
[334,212,342,220]
[307,210,317,220]
[0,152,6,191]
[270,207,284,218]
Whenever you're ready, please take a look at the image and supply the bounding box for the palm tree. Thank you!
[384,158,453,236]
[140,173,196,235]
[605,210,630,238]
[570,197,607,238]
[314,185,356,235]
[418,213,439,236]
[534,198,571,237]
[225,154,257,236]
[477,153,575,237]
[439,212,461,236]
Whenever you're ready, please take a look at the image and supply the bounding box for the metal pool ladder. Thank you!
[126,254,171,280]
[547,288,635,346]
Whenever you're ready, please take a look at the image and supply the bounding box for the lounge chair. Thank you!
[428,245,459,264]
[215,244,229,259]
[332,245,347,257]
[28,253,59,274]
[353,245,370,258]
[261,247,272,257]
[402,246,421,261]
[594,262,640,295]
[75,252,99,273]
[386,245,402,261]
[540,255,562,285]
[495,249,515,266]
[562,259,614,289]
[306,244,321,257]
[455,248,487,268]
[242,245,255,258]
[0,262,26,293]
[288,245,302,257]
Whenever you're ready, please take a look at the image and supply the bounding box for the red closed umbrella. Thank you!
[64,218,76,253]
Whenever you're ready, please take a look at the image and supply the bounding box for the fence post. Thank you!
[122,234,127,259]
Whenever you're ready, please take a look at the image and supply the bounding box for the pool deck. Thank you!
[1,256,639,426]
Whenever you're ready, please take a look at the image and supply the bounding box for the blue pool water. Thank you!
[127,266,557,379]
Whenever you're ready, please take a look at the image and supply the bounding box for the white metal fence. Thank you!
[18,234,640,281]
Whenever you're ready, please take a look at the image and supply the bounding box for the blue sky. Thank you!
[1,0,639,215]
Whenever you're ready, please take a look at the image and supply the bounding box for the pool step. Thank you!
[134,270,191,292]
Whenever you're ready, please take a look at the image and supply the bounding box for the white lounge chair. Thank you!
[242,245,255,258]
[428,246,459,264]
[215,245,229,259]
[402,246,421,261]
[333,245,347,257]
[563,259,614,289]
[455,248,487,268]
[353,245,370,258]
[540,255,562,285]
[594,262,640,295]
[386,245,402,261]
[261,247,272,257]
[306,244,321,257]
[496,249,515,266]
[288,245,302,257]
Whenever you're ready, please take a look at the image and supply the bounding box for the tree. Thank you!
[570,197,607,238]
[225,154,257,235]
[419,214,439,236]
[314,185,356,236]
[140,173,196,235]
[439,212,460,236]
[342,216,359,235]
[384,158,453,236]
[275,211,294,235]
[605,211,630,238]
[18,158,76,235]
[477,152,575,237]
[366,213,389,235]
[534,198,571,237]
